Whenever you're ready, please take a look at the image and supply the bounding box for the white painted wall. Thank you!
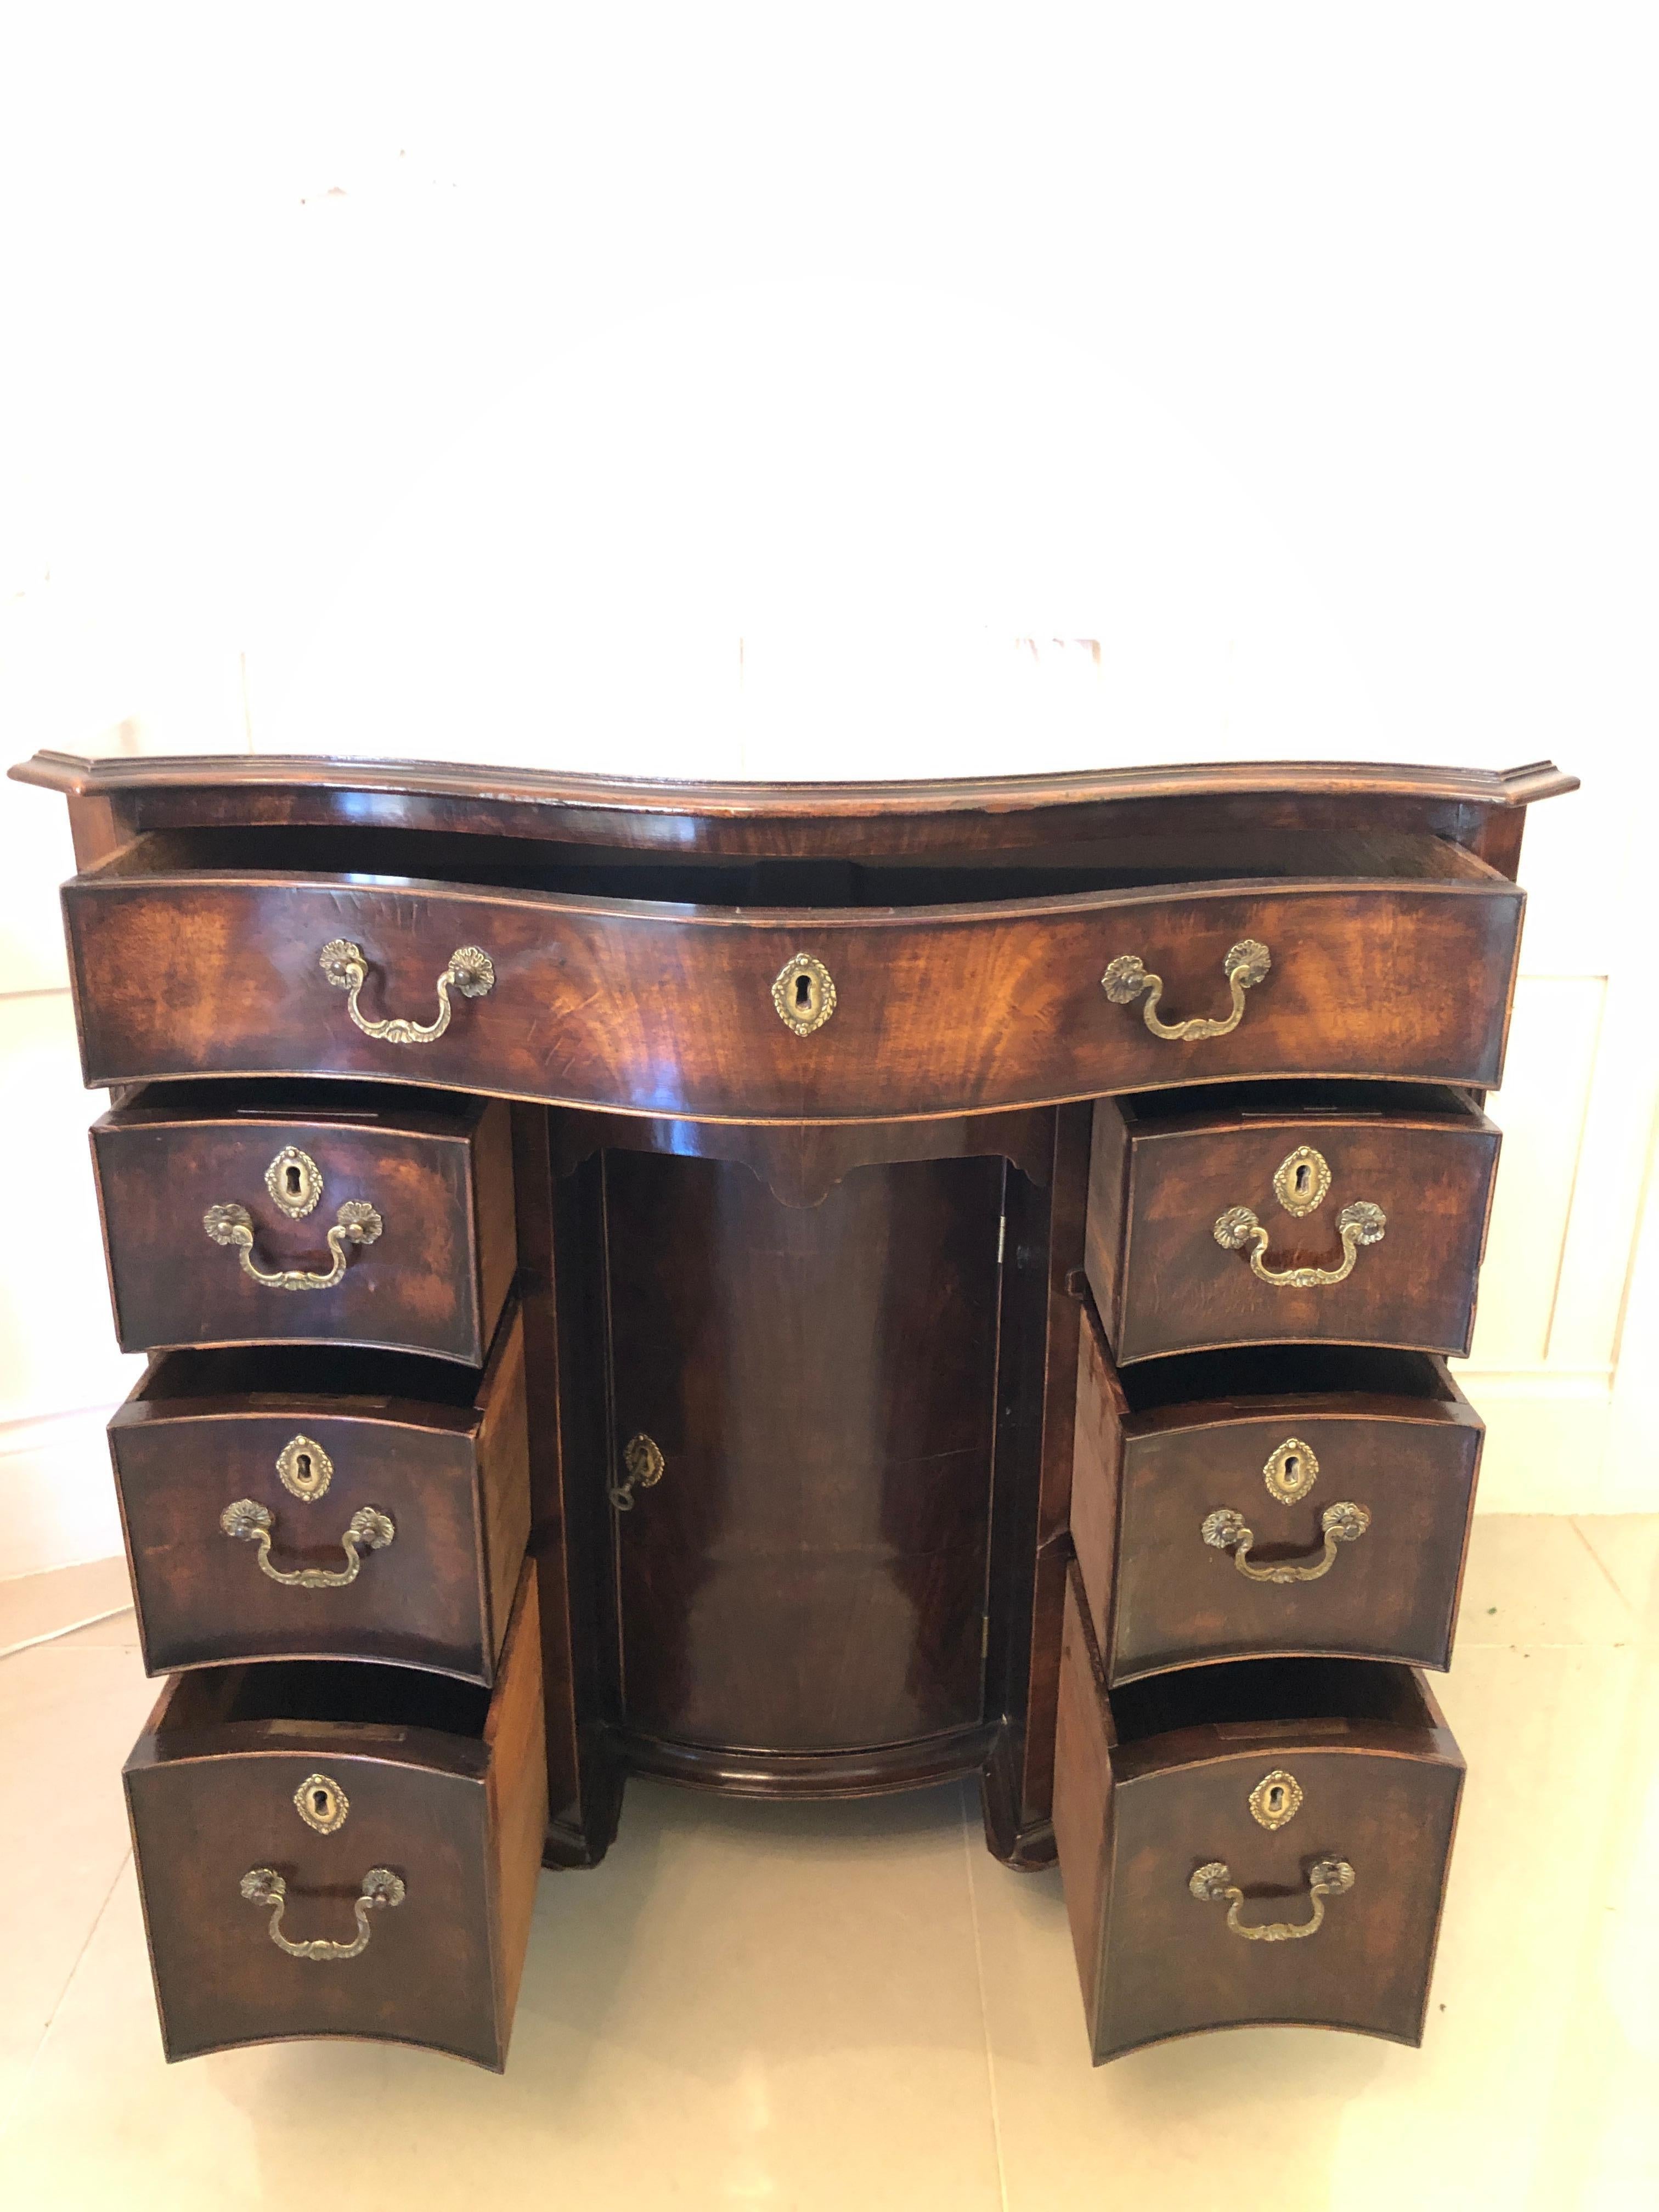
[2,7,1655,1575]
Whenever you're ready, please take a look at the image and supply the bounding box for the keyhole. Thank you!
[295,1453,313,1487]
[1294,1164,1311,1198]
[1282,1455,1299,1486]
[285,1163,302,1197]
[794,973,813,1012]
[1266,1784,1286,1816]
[312,1788,330,1817]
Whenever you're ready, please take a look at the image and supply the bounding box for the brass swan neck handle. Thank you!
[1102,938,1271,1041]
[219,1499,395,1588]
[320,938,495,1045]
[204,1199,382,1291]
[1201,1500,1371,1583]
[240,1866,405,1961]
[1189,1857,1355,1942]
[1214,1198,1386,1288]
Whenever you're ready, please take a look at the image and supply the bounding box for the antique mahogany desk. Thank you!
[14,748,1575,2069]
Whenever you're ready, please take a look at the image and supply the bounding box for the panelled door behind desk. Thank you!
[603,1150,1003,1756]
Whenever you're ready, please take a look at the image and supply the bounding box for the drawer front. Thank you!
[1087,1096,1500,1362]
[1054,1574,1463,2062]
[1072,1308,1484,1681]
[109,1308,530,1684]
[92,1097,515,1363]
[125,1562,545,2070]
[65,871,1523,1118]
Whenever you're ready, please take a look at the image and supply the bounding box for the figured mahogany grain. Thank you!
[61,845,1527,1118]
[1070,1312,1485,1680]
[125,1563,545,2071]
[603,1149,1002,1756]
[1053,1567,1464,2062]
[91,1083,515,1364]
[1086,1082,1500,1362]
[110,1304,529,1683]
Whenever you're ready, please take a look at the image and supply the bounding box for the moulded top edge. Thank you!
[10,749,1578,814]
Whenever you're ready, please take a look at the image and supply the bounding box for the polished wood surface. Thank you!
[12,748,1572,2069]
[1086,1081,1500,1362]
[1071,1309,1484,1681]
[605,1149,1001,1756]
[1053,1566,1463,2061]
[125,1562,546,2071]
[978,1103,1094,1869]
[62,831,1525,1115]
[92,1082,516,1363]
[16,746,1578,860]
[109,1301,529,1684]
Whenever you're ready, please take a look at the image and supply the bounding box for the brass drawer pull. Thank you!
[204,1197,383,1290]
[240,1866,405,1961]
[1214,1198,1386,1286]
[320,938,495,1045]
[1102,938,1270,1041]
[1202,1500,1371,1583]
[1189,1857,1355,1942]
[219,1498,396,1588]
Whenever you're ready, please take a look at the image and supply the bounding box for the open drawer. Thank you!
[1071,1314,1485,1682]
[1086,1081,1501,1361]
[1053,1564,1463,2063]
[108,1297,530,1684]
[62,823,1524,1118]
[91,1080,516,1364]
[124,1560,546,2070]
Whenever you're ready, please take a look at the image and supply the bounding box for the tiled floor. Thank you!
[1,1519,1654,2211]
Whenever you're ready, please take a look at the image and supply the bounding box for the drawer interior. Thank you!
[1108,1654,1436,1747]
[105,1074,483,1132]
[1111,1077,1492,1135]
[88,822,1510,910]
[135,1339,486,1406]
[155,1653,491,1739]
[1114,1342,1465,1416]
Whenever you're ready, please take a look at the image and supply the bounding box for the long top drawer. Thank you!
[63,825,1525,1119]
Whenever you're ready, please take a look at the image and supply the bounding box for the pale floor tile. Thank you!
[0,1556,132,1654]
[0,1779,1005,2212]
[1452,1513,1637,1649]
[968,1638,1658,2212]
[1573,1515,1659,1628]
[53,1605,140,1651]
[4,1525,1656,2204]
[0,1643,161,2130]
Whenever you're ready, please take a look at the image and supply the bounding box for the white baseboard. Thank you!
[1459,1370,1634,1513]
[0,1406,123,1582]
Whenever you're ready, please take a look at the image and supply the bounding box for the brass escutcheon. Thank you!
[1263,1436,1319,1505]
[264,1145,324,1220]
[772,953,837,1037]
[1249,1769,1303,1830]
[1272,1145,1332,1217]
[277,1434,334,1503]
[295,1773,349,1835]
[609,1433,665,1511]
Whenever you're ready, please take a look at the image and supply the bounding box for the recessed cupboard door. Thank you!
[603,1149,1002,1773]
